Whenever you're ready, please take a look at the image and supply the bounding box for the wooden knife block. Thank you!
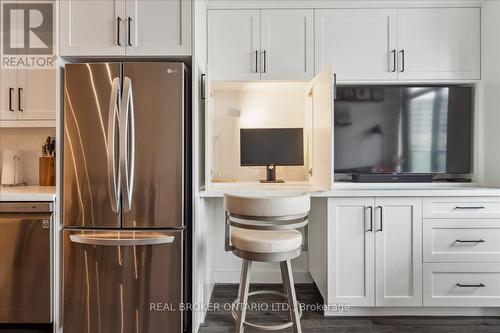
[39,157,55,186]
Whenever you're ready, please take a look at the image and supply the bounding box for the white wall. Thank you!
[0,127,56,185]
[211,82,310,182]
[482,0,500,187]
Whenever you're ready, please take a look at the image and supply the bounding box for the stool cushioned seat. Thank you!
[224,193,310,217]
[231,229,302,253]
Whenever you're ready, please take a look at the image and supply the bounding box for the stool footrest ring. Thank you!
[231,290,302,331]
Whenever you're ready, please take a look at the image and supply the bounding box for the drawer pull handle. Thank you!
[454,206,486,210]
[456,283,486,288]
[455,239,485,243]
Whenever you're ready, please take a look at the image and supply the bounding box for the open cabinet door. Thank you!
[309,64,334,190]
[204,64,215,188]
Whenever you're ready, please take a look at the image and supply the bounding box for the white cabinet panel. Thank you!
[330,197,375,306]
[424,263,500,307]
[315,9,397,81]
[60,0,125,56]
[17,69,56,120]
[423,219,500,263]
[397,8,480,80]
[423,197,500,219]
[0,70,17,120]
[208,10,260,81]
[375,197,422,307]
[126,0,191,56]
[260,10,313,80]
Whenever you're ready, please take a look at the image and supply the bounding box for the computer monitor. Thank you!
[240,128,304,183]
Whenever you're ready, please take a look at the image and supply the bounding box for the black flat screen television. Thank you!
[334,86,472,175]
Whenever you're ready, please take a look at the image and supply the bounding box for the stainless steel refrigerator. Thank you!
[62,62,191,333]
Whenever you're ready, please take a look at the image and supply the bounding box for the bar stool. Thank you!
[224,193,310,333]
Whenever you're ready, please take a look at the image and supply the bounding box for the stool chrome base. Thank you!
[231,290,303,331]
[233,259,303,333]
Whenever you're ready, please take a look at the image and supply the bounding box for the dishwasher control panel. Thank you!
[0,202,54,213]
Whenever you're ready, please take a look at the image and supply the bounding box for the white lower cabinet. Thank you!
[423,263,500,307]
[330,197,422,307]
[375,197,422,306]
[330,197,375,306]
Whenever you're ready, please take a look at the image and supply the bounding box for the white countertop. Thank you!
[200,182,500,198]
[0,186,56,202]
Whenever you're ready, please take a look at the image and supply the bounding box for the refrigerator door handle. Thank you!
[70,232,175,246]
[119,77,135,212]
[107,77,121,213]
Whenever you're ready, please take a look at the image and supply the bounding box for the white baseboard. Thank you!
[324,307,500,316]
[214,270,313,284]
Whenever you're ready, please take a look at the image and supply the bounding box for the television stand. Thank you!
[259,165,285,183]
[352,174,433,183]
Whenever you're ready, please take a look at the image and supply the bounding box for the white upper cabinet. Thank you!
[60,0,125,56]
[0,70,18,120]
[315,9,397,81]
[208,10,260,81]
[60,0,191,57]
[260,10,314,80]
[17,69,56,120]
[208,9,314,81]
[125,0,191,56]
[397,8,480,80]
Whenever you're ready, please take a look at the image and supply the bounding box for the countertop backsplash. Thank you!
[0,128,56,186]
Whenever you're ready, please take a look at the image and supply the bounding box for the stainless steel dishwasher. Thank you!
[0,202,53,324]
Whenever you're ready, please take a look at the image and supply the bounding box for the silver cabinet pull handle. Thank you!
[117,17,122,46]
[456,283,485,288]
[400,49,405,72]
[376,206,383,232]
[333,73,337,100]
[253,50,258,73]
[9,88,14,111]
[366,206,373,232]
[455,239,485,243]
[70,233,174,246]
[18,87,23,111]
[127,17,132,46]
[261,50,267,73]
[120,77,135,212]
[201,73,206,100]
[107,78,120,213]
[455,206,486,210]
[391,49,396,72]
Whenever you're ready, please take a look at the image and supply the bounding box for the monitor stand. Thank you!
[260,165,285,183]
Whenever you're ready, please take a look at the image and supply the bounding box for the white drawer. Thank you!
[423,219,500,262]
[423,263,500,306]
[423,197,500,219]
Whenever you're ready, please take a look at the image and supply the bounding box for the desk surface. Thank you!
[200,182,500,198]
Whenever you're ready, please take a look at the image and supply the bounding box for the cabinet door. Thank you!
[315,9,397,81]
[330,197,375,306]
[397,8,480,80]
[375,197,422,306]
[125,0,191,56]
[0,70,18,120]
[60,0,125,56]
[208,10,260,81]
[17,69,56,120]
[260,10,313,80]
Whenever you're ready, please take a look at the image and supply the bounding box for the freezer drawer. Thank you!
[63,229,183,333]
[0,212,52,323]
